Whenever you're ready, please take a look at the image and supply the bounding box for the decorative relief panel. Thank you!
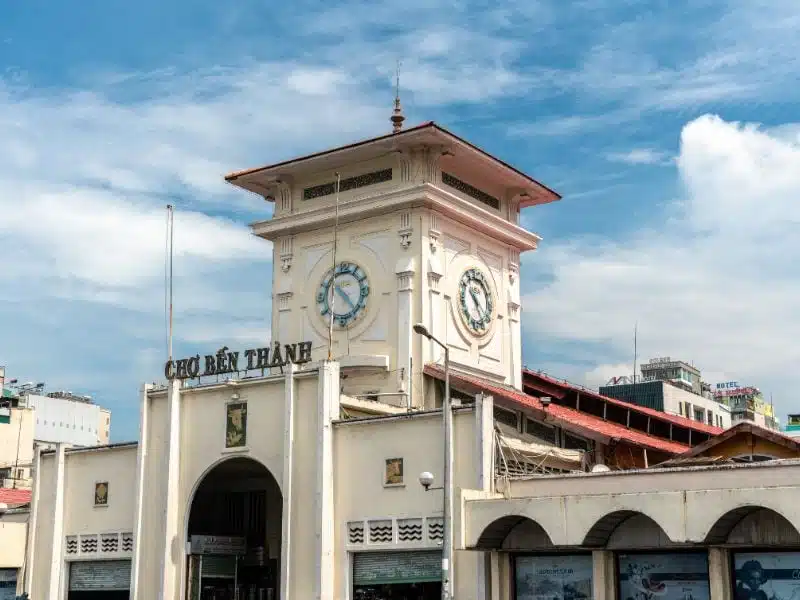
[441,172,500,210]
[398,212,412,249]
[303,168,393,200]
[101,533,119,553]
[427,518,444,543]
[369,520,393,544]
[279,236,294,273]
[346,517,444,548]
[81,534,98,554]
[348,521,365,544]
[68,532,134,558]
[509,248,520,283]
[397,518,423,542]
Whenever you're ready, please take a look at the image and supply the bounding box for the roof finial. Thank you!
[390,60,405,134]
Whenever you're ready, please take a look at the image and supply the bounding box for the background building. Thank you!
[0,370,113,489]
[785,414,800,438]
[713,381,779,430]
[640,356,703,394]
[600,357,730,428]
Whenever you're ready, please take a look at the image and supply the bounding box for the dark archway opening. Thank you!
[186,457,282,600]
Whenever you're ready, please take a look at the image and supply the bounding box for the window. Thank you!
[493,406,518,429]
[525,418,557,444]
[564,433,591,451]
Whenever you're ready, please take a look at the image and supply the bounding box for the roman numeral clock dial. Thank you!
[458,268,494,335]
[317,261,370,328]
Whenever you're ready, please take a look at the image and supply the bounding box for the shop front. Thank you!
[0,569,17,600]
[187,536,276,600]
[67,559,131,600]
[352,550,442,600]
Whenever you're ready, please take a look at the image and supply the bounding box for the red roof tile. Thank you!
[425,365,689,455]
[0,487,31,506]
[522,369,723,436]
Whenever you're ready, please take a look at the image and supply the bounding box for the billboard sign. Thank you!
[716,381,740,390]
[618,553,709,600]
[734,552,800,600]
[515,555,593,600]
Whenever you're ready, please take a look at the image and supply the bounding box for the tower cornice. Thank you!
[250,183,542,251]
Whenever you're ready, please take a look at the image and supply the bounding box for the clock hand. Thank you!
[469,288,485,318]
[335,285,356,310]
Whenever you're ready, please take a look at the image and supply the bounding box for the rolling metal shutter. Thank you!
[69,560,131,591]
[353,551,441,586]
[200,556,236,579]
[0,568,17,600]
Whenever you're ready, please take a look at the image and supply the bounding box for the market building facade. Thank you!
[22,121,800,600]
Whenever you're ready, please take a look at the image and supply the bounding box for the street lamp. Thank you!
[413,323,454,600]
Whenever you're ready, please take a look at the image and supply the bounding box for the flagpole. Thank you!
[327,174,341,361]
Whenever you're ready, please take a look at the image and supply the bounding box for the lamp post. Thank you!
[413,323,454,600]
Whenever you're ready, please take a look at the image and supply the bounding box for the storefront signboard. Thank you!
[734,552,800,600]
[189,535,247,556]
[514,554,593,600]
[618,553,709,600]
[165,341,313,380]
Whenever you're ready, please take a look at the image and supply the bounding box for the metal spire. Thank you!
[390,60,405,133]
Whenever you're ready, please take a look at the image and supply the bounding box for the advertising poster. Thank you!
[734,552,800,600]
[618,553,709,600]
[515,555,593,600]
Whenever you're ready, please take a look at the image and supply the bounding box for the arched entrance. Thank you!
[186,457,282,600]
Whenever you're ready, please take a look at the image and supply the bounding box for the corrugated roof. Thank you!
[522,369,723,436]
[0,487,31,506]
[424,365,689,455]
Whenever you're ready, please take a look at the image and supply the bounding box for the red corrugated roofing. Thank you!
[0,487,31,506]
[522,369,723,436]
[425,365,690,455]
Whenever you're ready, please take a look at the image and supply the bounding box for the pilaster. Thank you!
[280,363,297,600]
[47,443,66,600]
[507,248,522,389]
[159,379,182,600]
[427,226,444,366]
[488,551,501,600]
[592,550,616,600]
[315,361,340,600]
[709,547,732,600]
[475,393,495,493]
[23,445,41,595]
[395,257,416,394]
[130,384,151,600]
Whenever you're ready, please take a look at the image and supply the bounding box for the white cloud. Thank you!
[606,149,672,166]
[523,114,800,414]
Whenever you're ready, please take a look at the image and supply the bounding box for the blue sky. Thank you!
[2,0,798,441]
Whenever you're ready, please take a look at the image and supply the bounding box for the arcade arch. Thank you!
[185,457,282,600]
[705,505,800,546]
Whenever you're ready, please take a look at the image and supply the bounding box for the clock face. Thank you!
[317,261,370,328]
[458,268,494,335]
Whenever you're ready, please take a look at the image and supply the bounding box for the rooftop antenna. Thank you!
[390,60,405,133]
[166,204,175,365]
[633,321,638,386]
[327,173,341,361]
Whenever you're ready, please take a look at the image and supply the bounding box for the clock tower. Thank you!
[225,121,560,410]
